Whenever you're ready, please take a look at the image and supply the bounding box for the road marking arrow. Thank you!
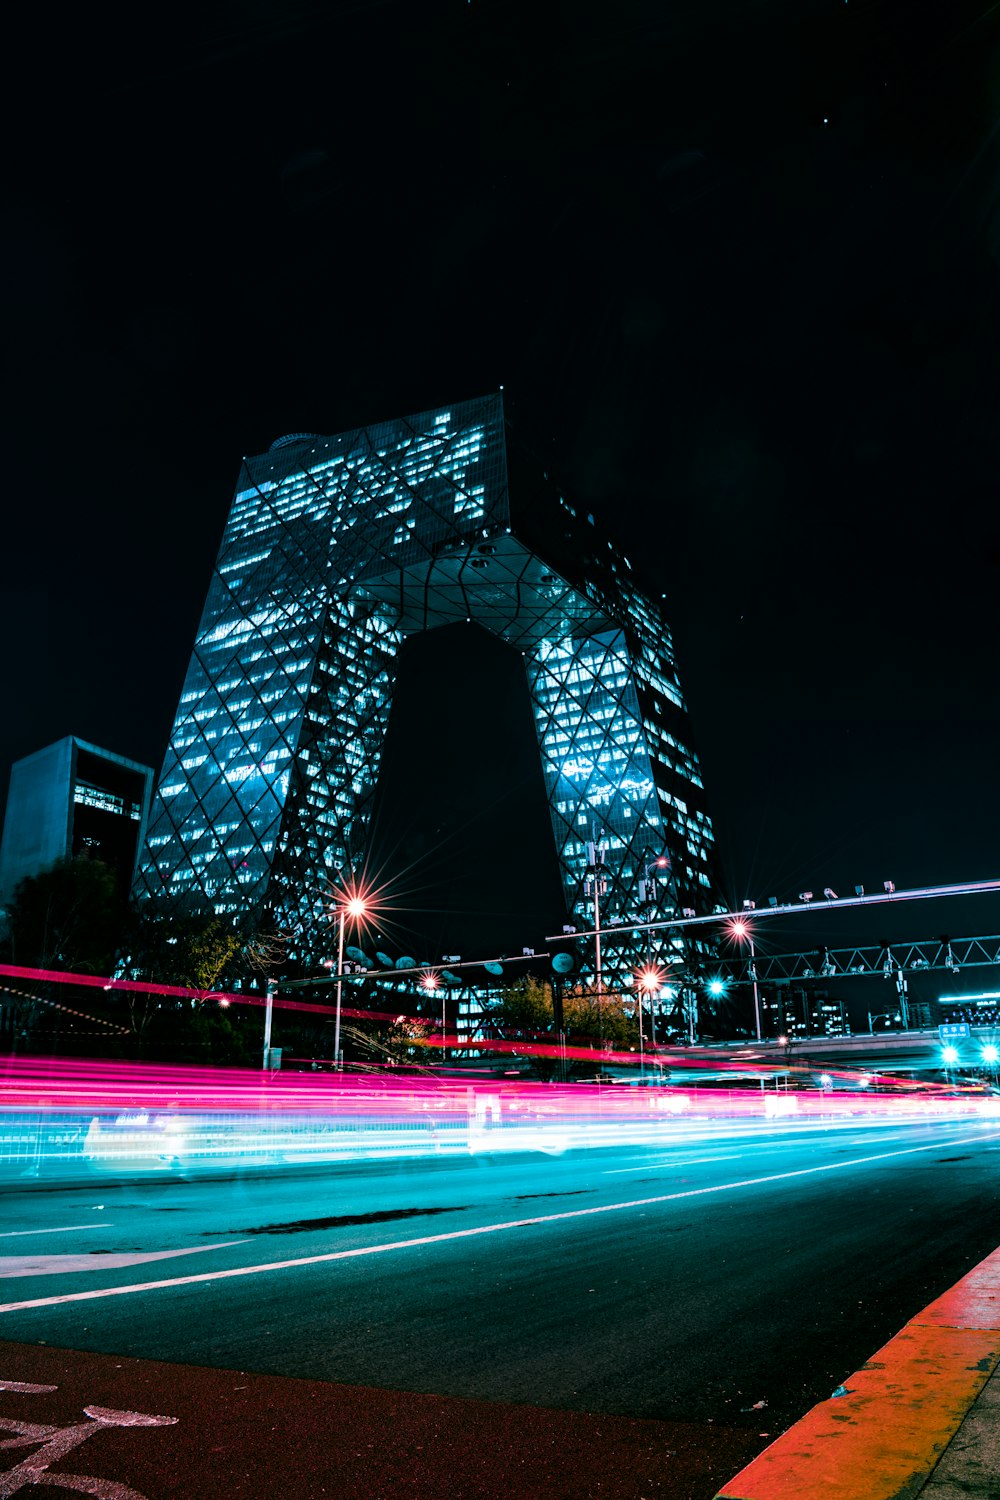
[0,1242,246,1279]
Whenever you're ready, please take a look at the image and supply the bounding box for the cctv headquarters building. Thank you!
[134,395,718,980]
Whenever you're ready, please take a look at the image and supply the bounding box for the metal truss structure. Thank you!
[745,934,1000,984]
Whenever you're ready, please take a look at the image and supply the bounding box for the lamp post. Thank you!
[584,840,608,1044]
[635,964,665,1080]
[729,918,761,1041]
[333,889,369,1071]
[420,971,441,1062]
[635,852,670,1052]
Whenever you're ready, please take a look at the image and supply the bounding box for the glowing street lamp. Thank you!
[728,917,761,1042]
[635,964,666,1077]
[419,970,446,1059]
[332,884,371,1071]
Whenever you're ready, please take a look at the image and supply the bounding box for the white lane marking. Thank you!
[0,1242,246,1280]
[1,1129,997,1314]
[606,1154,743,1172]
[0,1225,113,1239]
[603,1125,958,1172]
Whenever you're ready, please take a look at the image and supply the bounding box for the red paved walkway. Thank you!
[0,1340,762,1499]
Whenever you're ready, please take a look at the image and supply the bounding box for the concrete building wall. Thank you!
[0,738,153,904]
[0,738,74,901]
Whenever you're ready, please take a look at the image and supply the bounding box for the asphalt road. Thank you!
[1,1115,999,1498]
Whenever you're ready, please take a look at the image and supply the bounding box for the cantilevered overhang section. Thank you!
[356,534,612,651]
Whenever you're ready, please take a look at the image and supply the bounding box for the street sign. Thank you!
[938,1022,970,1041]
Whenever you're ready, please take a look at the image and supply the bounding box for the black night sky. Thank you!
[4,1,1000,973]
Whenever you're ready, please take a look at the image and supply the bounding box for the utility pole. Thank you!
[262,977,276,1070]
[585,839,608,1046]
[637,851,670,1071]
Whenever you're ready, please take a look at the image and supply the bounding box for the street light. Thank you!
[584,840,609,1043]
[332,884,371,1071]
[419,970,445,1059]
[635,964,666,1078]
[729,918,761,1041]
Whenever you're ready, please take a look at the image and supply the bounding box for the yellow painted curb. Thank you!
[715,1246,1000,1500]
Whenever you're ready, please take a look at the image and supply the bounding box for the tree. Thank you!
[3,857,124,1050]
[113,904,261,1056]
[6,855,122,976]
[339,1016,436,1071]
[486,975,554,1037]
[563,987,641,1052]
[478,975,640,1079]
[118,907,245,993]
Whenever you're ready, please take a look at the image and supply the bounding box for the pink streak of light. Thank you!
[0,1056,989,1133]
[0,962,403,1024]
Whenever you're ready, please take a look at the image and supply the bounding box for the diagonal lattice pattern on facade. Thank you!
[135,395,718,978]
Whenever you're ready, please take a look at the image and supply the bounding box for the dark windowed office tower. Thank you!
[135,395,717,975]
[0,738,153,902]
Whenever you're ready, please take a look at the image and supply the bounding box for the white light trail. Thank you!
[1,1128,995,1315]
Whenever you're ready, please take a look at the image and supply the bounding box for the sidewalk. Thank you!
[918,1360,1000,1498]
[716,1245,1000,1499]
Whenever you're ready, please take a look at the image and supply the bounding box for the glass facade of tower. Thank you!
[135,395,717,973]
